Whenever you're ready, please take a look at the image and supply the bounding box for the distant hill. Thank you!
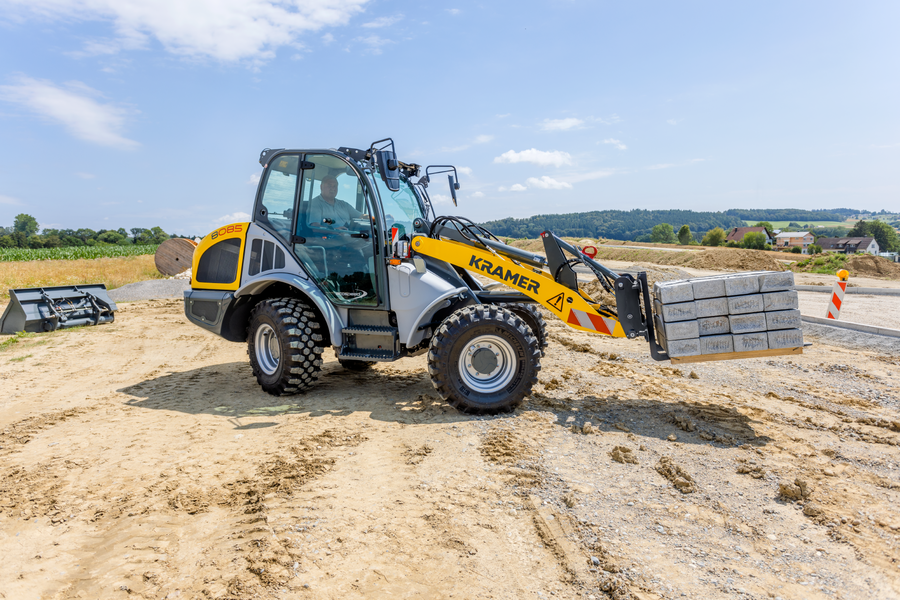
[479,209,745,241]
[723,209,847,222]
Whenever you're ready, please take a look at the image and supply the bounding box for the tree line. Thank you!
[0,213,174,249]
[481,209,745,241]
[723,208,847,222]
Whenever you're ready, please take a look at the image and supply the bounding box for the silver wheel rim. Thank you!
[458,334,517,394]
[254,323,280,375]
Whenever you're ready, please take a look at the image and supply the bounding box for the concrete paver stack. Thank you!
[652,271,802,359]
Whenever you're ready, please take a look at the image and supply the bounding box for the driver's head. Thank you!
[320,175,338,201]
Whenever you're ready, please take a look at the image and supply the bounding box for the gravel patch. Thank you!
[802,321,900,354]
[109,279,190,302]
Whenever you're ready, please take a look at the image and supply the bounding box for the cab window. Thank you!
[257,154,299,240]
[371,171,425,234]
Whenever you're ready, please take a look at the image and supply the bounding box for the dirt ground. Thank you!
[1,290,899,600]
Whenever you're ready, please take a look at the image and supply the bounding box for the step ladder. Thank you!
[337,325,399,361]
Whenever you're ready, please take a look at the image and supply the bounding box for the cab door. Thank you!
[293,153,382,307]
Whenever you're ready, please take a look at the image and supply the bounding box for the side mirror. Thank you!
[426,165,461,206]
[376,150,400,192]
[448,174,458,206]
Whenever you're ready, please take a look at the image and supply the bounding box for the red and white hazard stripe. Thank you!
[566,307,617,336]
[826,280,847,320]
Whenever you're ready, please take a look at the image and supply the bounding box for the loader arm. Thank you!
[412,236,628,338]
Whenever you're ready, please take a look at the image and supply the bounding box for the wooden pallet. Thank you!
[670,346,802,365]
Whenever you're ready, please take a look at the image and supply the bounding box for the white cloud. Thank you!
[215,212,251,223]
[525,176,572,190]
[0,194,22,205]
[873,143,900,149]
[446,8,460,15]
[248,172,261,184]
[494,148,573,167]
[362,15,402,28]
[456,166,472,176]
[441,135,493,153]
[322,32,335,44]
[647,163,674,170]
[354,35,392,53]
[430,193,453,205]
[471,191,484,198]
[509,184,527,192]
[603,138,627,150]
[540,118,584,131]
[667,118,682,125]
[75,172,96,179]
[567,169,618,183]
[5,0,369,63]
[0,76,139,148]
[496,113,511,119]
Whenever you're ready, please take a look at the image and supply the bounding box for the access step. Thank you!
[338,325,399,362]
[336,348,397,361]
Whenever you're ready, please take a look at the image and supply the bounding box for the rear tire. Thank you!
[497,302,548,356]
[427,304,540,414]
[247,298,324,395]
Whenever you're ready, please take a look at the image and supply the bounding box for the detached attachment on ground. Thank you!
[0,284,117,334]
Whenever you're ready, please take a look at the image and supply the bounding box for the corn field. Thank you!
[0,244,159,262]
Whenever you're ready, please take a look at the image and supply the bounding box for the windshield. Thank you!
[370,171,425,233]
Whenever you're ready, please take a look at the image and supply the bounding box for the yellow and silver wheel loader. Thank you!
[184,138,802,413]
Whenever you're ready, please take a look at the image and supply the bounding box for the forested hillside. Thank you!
[723,208,846,222]
[480,210,745,240]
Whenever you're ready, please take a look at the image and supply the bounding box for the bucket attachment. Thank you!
[0,284,117,334]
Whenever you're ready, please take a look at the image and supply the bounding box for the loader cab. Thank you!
[253,149,429,312]
[255,151,383,307]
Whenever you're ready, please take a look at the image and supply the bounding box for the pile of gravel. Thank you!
[109,279,190,302]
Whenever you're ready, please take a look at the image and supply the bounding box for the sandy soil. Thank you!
[1,295,899,600]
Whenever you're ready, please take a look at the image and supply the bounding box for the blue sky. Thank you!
[1,1,898,236]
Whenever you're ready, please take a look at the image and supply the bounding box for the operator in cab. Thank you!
[307,175,362,230]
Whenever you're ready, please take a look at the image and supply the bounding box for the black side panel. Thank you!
[191,300,220,322]
[249,239,263,276]
[196,239,242,284]
[262,241,274,272]
[275,247,285,269]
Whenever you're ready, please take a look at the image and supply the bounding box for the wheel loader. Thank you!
[184,138,802,413]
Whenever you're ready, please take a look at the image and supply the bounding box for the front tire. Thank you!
[427,304,540,414]
[497,302,548,356]
[247,298,325,395]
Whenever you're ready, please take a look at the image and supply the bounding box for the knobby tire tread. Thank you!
[496,302,548,357]
[427,304,540,414]
[247,297,324,396]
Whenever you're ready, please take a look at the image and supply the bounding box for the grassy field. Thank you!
[742,220,855,229]
[0,244,159,262]
[0,255,166,302]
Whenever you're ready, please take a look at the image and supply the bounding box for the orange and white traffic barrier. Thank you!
[826,269,850,320]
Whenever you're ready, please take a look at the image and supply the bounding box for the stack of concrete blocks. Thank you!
[652,271,802,358]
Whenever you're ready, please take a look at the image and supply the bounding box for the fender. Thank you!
[405,286,470,347]
[235,273,345,347]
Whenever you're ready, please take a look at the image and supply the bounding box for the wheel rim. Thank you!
[254,323,281,375]
[458,334,517,394]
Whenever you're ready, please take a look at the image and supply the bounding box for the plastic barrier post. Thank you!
[826,269,850,320]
